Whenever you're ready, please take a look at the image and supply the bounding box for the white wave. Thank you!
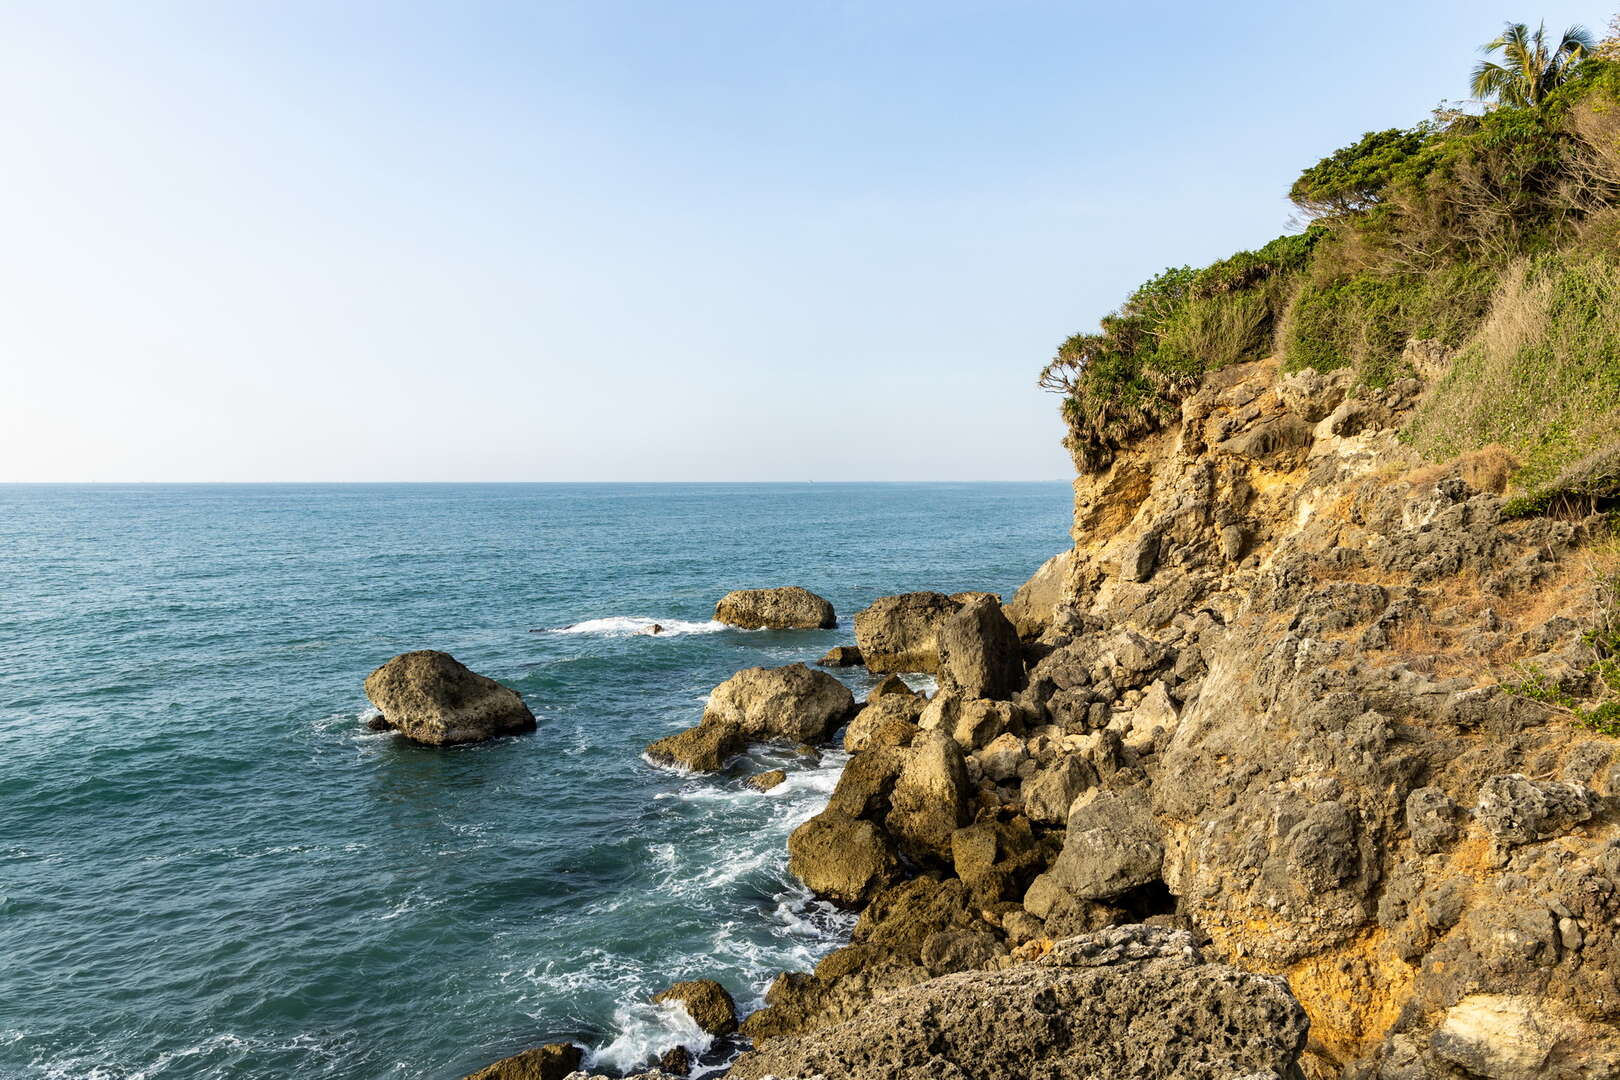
[545,616,725,638]
[587,1000,713,1075]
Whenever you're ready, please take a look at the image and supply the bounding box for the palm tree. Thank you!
[1471,21,1595,107]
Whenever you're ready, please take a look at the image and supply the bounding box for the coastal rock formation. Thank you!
[739,354,1620,1080]
[645,663,854,772]
[787,810,898,905]
[842,693,923,752]
[729,926,1308,1080]
[747,768,787,791]
[714,587,837,630]
[651,979,738,1036]
[1005,549,1073,640]
[363,651,536,746]
[934,594,1024,700]
[461,1043,582,1080]
[816,645,864,667]
[852,592,963,673]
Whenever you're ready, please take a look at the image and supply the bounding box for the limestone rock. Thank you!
[885,730,971,863]
[788,809,899,905]
[655,1046,689,1076]
[948,698,1018,751]
[714,586,836,630]
[1050,786,1162,900]
[935,593,1024,700]
[645,720,746,772]
[651,979,738,1036]
[843,694,923,752]
[868,673,911,700]
[826,746,908,820]
[461,1043,582,1080]
[816,645,864,668]
[1005,549,1073,640]
[703,662,855,743]
[728,926,1308,1080]
[853,592,962,673]
[975,731,1026,782]
[364,651,537,746]
[747,768,787,792]
[1022,755,1098,824]
[1474,774,1597,847]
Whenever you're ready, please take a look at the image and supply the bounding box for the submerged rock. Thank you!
[651,978,739,1036]
[461,1042,582,1080]
[714,587,836,630]
[645,720,746,772]
[363,650,536,746]
[728,926,1308,1080]
[747,768,787,792]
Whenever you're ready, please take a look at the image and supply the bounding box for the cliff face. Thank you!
[1047,353,1620,1077]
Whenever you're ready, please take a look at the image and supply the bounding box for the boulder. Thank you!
[364,651,537,746]
[747,768,787,792]
[868,673,912,700]
[727,926,1308,1080]
[651,979,739,1036]
[461,1043,582,1080]
[816,645,864,668]
[936,594,1024,700]
[843,694,924,752]
[949,698,1018,751]
[655,1046,690,1076]
[645,720,746,772]
[827,747,908,820]
[1474,774,1597,847]
[703,663,854,743]
[1023,755,1098,824]
[1005,549,1073,640]
[976,732,1026,783]
[853,592,962,673]
[788,809,899,905]
[885,730,971,863]
[714,586,836,630]
[1050,786,1163,900]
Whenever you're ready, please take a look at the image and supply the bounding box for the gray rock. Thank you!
[1406,786,1461,854]
[1475,774,1597,847]
[1023,755,1099,825]
[1051,786,1163,900]
[728,925,1308,1080]
[1005,549,1073,640]
[935,594,1024,700]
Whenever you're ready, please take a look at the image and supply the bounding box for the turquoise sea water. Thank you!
[0,483,1072,1080]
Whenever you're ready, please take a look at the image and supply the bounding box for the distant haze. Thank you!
[0,0,1608,481]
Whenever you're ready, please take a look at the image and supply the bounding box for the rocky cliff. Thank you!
[730,351,1620,1080]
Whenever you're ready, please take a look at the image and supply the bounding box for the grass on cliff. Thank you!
[1043,56,1620,490]
[1405,254,1620,510]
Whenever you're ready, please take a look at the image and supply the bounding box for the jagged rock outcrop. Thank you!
[730,925,1308,1080]
[364,650,536,745]
[646,663,854,771]
[714,587,837,630]
[852,592,963,673]
[842,692,923,752]
[935,593,1025,699]
[1005,549,1073,640]
[787,810,899,905]
[650,979,738,1036]
[462,1043,582,1080]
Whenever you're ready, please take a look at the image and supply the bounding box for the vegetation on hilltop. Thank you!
[1043,18,1620,515]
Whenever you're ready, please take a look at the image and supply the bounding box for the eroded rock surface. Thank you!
[364,651,536,745]
[646,663,854,772]
[715,587,836,630]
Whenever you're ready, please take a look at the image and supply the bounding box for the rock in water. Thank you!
[816,645,864,667]
[645,663,854,772]
[645,720,747,772]
[747,768,787,791]
[727,926,1308,1080]
[363,651,536,746]
[651,979,739,1036]
[787,809,899,905]
[853,592,964,673]
[461,1042,582,1080]
[655,1045,691,1076]
[702,663,855,743]
[714,587,837,630]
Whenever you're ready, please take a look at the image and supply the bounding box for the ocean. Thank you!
[0,482,1072,1079]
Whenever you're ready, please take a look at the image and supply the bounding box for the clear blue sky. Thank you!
[1,1,1610,481]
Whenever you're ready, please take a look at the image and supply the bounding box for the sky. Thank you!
[0,1,1612,482]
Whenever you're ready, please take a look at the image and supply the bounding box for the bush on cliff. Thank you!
[1043,54,1620,495]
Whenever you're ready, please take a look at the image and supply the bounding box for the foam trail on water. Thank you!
[588,1002,713,1075]
[544,616,726,638]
